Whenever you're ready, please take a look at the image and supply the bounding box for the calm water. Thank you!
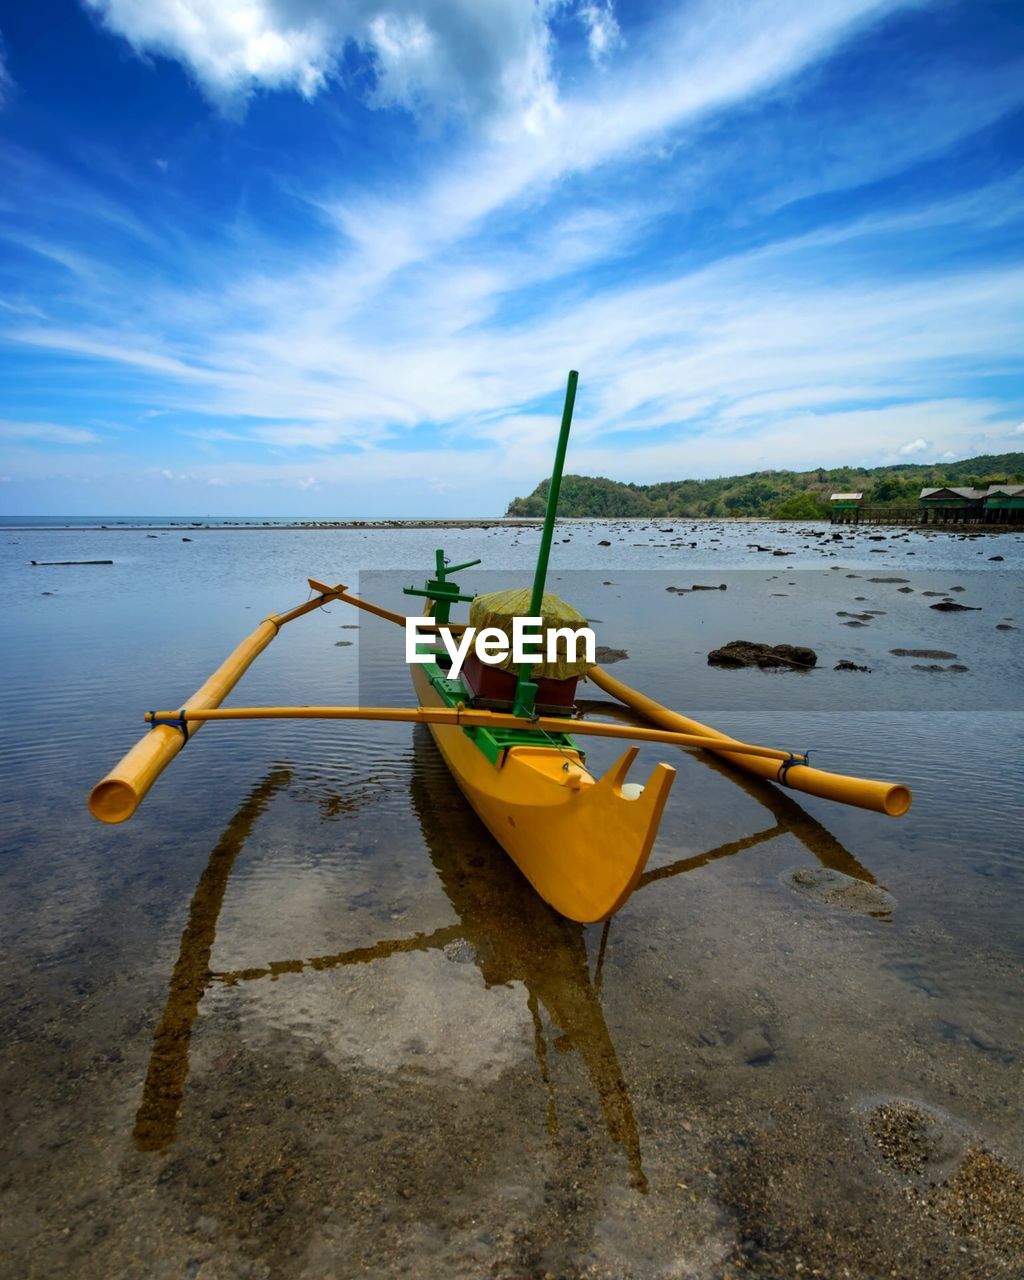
[2,519,1022,1278]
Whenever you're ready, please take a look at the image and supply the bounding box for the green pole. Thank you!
[513,369,579,718]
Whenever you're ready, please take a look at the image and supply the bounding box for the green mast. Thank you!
[513,369,579,719]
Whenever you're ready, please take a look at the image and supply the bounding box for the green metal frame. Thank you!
[419,650,581,767]
[407,369,583,764]
[403,549,480,624]
[513,370,579,718]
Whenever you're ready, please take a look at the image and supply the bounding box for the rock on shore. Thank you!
[707,640,817,670]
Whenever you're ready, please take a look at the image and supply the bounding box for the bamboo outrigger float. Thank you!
[89,371,911,922]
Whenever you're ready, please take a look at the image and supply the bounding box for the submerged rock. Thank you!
[835,660,871,672]
[890,648,957,659]
[930,601,980,611]
[442,939,478,965]
[868,1101,963,1180]
[707,640,816,670]
[594,646,629,664]
[784,866,894,915]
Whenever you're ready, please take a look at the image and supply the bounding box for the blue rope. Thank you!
[776,750,809,785]
[149,709,190,742]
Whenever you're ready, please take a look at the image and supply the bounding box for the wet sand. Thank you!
[1,520,1022,1278]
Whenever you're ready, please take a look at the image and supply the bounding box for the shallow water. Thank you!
[2,519,1023,1278]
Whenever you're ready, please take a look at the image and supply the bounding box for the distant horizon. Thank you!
[0,512,509,521]
[5,441,1024,520]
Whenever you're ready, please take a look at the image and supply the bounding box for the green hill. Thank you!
[505,452,1024,519]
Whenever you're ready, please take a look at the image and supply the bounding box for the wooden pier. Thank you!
[830,485,1024,529]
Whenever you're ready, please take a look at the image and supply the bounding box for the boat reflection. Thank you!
[132,768,292,1152]
[575,698,883,892]
[134,719,885,1183]
[404,727,649,1189]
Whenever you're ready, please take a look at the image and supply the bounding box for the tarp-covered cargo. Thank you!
[468,588,591,680]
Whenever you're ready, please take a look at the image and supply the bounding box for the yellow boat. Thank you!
[410,659,675,922]
[88,370,912,923]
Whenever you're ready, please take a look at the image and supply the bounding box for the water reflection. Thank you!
[576,698,883,893]
[132,768,292,1152]
[405,728,649,1190]
[134,723,883,1182]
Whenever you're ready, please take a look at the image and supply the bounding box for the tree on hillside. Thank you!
[772,493,829,519]
[504,452,1024,517]
[871,477,916,502]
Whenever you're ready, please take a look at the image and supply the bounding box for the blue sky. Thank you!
[0,0,1022,515]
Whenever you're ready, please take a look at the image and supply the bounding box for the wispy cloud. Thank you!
[82,0,573,124]
[5,326,219,380]
[0,419,101,446]
[578,2,622,64]
[1,1,1022,514]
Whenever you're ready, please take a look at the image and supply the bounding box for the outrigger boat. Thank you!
[89,371,912,922]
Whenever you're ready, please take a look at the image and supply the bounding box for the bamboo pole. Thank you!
[88,584,348,824]
[141,703,807,766]
[586,665,911,817]
[91,573,912,823]
[307,579,468,632]
[313,551,911,817]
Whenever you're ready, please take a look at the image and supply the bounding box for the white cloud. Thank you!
[1012,422,1024,435]
[82,0,567,124]
[0,419,100,445]
[322,0,914,281]
[578,2,621,64]
[250,423,370,449]
[297,475,319,490]
[83,0,331,101]
[5,393,1013,514]
[5,326,217,380]
[570,401,1011,480]
[363,2,558,126]
[7,0,1022,513]
[10,225,1024,481]
[78,0,903,150]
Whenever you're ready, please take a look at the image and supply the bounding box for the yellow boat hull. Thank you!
[412,664,675,922]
